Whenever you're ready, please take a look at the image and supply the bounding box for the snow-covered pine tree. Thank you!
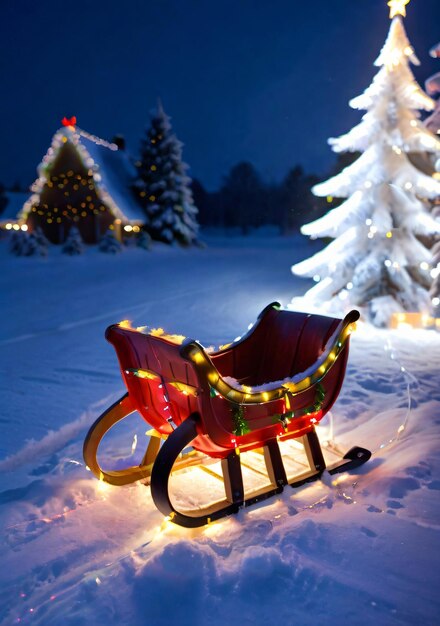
[32,227,49,255]
[136,229,152,251]
[26,231,48,257]
[430,240,440,315]
[425,42,440,315]
[9,230,29,256]
[9,228,49,257]
[291,3,440,327]
[425,42,440,136]
[99,228,122,254]
[134,102,199,246]
[62,226,83,255]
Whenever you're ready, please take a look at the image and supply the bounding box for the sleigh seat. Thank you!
[83,302,370,527]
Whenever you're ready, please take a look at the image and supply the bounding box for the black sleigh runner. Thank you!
[83,302,371,527]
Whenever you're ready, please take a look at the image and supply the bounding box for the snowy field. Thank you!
[1,232,440,626]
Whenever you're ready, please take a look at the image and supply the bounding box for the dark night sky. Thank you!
[1,0,439,190]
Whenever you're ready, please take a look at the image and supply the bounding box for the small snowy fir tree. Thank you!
[291,2,440,327]
[9,228,48,257]
[30,226,49,256]
[99,228,123,253]
[134,101,199,246]
[136,229,152,251]
[9,230,29,256]
[26,231,48,257]
[62,226,83,255]
[33,226,50,249]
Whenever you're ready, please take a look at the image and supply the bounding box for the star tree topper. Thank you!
[388,0,410,19]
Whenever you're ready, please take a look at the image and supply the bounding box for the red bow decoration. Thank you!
[62,116,77,127]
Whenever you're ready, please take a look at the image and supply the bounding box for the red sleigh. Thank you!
[83,303,370,527]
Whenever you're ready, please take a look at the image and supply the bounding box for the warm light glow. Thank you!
[20,224,28,231]
[386,231,393,238]
[388,0,410,19]
[96,479,109,493]
[124,225,133,232]
[391,311,436,329]
[149,327,186,344]
[5,223,12,230]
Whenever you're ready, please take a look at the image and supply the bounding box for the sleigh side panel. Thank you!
[105,325,196,434]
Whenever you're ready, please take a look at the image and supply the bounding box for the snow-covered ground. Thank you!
[1,232,439,626]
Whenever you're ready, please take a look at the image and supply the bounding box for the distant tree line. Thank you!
[191,153,358,235]
[0,136,358,240]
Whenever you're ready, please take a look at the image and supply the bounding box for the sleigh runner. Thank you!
[83,303,370,527]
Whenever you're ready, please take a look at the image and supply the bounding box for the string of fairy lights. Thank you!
[29,168,107,226]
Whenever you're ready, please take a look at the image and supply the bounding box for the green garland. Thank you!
[230,403,251,436]
[273,383,326,430]
[213,383,326,437]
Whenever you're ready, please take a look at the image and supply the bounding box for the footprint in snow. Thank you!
[287,505,299,516]
[360,526,377,538]
[367,505,382,513]
[426,480,440,490]
[387,499,404,509]
[388,477,420,498]
[405,464,431,480]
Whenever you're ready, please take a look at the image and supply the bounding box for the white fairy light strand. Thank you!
[371,336,418,453]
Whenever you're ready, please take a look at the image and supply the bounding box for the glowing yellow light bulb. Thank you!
[192,352,204,364]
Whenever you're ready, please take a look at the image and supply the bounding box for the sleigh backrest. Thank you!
[210,307,340,386]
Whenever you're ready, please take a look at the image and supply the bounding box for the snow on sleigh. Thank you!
[83,303,371,527]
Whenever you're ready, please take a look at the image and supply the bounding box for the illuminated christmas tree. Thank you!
[425,42,440,136]
[292,0,440,326]
[134,102,199,245]
[426,43,440,315]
